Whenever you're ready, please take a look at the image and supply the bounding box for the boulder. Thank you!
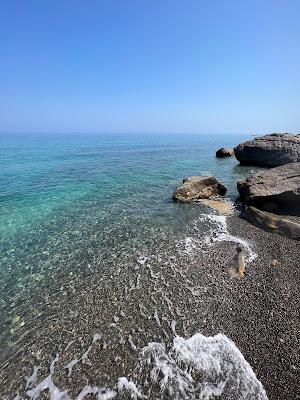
[174,176,227,203]
[216,148,234,158]
[237,163,300,215]
[243,206,300,240]
[234,133,300,167]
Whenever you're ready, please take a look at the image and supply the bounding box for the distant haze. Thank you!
[0,0,299,134]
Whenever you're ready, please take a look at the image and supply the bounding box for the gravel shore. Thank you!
[1,210,299,399]
[224,214,300,400]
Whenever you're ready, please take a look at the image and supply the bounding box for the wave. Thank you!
[178,211,257,264]
[200,214,257,263]
[15,332,267,400]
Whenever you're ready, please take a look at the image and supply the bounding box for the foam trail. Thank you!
[21,332,267,400]
[64,333,102,377]
[117,378,143,399]
[137,256,148,265]
[201,214,257,262]
[25,366,40,390]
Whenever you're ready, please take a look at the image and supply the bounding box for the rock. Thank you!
[174,176,227,203]
[200,199,234,215]
[227,244,246,279]
[237,163,300,215]
[234,133,300,167]
[216,148,234,158]
[243,206,300,240]
[271,259,280,268]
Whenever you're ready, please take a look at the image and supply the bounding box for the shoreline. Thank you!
[1,206,299,399]
[224,213,299,399]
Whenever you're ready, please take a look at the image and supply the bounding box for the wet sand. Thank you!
[1,212,299,399]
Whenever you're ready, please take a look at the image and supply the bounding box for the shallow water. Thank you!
[0,133,265,398]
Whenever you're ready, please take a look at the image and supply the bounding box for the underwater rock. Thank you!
[200,198,234,214]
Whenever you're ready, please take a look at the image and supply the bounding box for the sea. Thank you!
[0,133,267,399]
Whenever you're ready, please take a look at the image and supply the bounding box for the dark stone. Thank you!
[243,206,300,240]
[237,163,300,215]
[216,148,234,158]
[174,176,227,203]
[234,133,300,167]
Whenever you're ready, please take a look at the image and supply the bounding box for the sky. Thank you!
[0,0,300,134]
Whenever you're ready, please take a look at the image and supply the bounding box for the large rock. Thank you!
[174,176,227,203]
[216,147,234,158]
[243,206,300,240]
[234,133,300,167]
[237,163,300,215]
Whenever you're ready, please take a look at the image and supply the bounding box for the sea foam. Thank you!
[17,332,267,400]
[179,212,257,264]
[200,214,257,262]
[140,332,267,399]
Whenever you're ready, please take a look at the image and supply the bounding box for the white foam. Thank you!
[64,334,102,377]
[200,214,257,263]
[117,377,143,399]
[75,386,116,400]
[128,335,138,352]
[139,333,268,399]
[137,256,148,265]
[21,331,267,400]
[25,365,40,390]
[153,309,161,327]
[64,341,74,352]
[26,354,69,400]
[65,358,79,378]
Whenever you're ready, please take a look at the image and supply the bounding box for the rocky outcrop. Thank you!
[234,133,300,167]
[243,206,300,240]
[174,176,227,203]
[237,163,300,215]
[216,148,234,158]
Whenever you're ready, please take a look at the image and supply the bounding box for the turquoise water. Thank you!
[0,133,252,285]
[0,132,255,316]
[0,133,265,398]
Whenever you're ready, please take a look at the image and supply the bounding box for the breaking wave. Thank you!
[15,332,267,400]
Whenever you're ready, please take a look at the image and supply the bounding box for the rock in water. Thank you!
[200,199,233,214]
[174,176,227,203]
[237,163,300,215]
[234,133,300,167]
[243,206,300,240]
[216,147,234,158]
[228,245,246,278]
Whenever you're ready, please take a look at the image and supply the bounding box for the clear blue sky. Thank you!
[1,0,299,134]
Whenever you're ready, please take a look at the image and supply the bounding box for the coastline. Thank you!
[2,206,299,399]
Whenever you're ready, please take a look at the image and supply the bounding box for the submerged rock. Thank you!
[243,206,300,240]
[216,147,234,158]
[234,133,300,167]
[174,176,227,203]
[237,163,300,215]
[227,244,246,278]
[200,198,234,215]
